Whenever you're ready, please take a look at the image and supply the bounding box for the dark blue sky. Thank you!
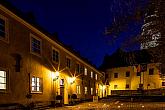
[6,0,148,67]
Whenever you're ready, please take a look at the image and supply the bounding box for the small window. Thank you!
[76,85,81,94]
[95,74,97,80]
[137,72,141,76]
[60,79,64,86]
[114,73,118,78]
[114,85,118,89]
[126,84,129,89]
[126,71,130,77]
[0,70,6,90]
[84,68,87,75]
[0,15,8,42]
[0,18,5,38]
[66,57,71,68]
[91,88,93,95]
[149,68,154,75]
[31,77,42,92]
[31,35,41,55]
[52,49,59,63]
[162,82,165,86]
[91,71,93,78]
[76,63,80,73]
[85,87,87,94]
[80,66,84,74]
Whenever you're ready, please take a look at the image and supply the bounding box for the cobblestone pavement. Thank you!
[47,100,165,110]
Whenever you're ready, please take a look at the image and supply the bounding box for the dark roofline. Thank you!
[0,1,98,71]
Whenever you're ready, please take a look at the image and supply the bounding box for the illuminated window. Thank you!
[32,77,42,92]
[31,35,41,55]
[85,87,87,94]
[96,89,98,95]
[84,68,87,75]
[91,88,93,95]
[114,73,118,78]
[95,74,97,80]
[0,70,6,90]
[76,63,80,73]
[66,57,71,68]
[60,79,64,86]
[114,85,118,89]
[149,68,154,75]
[126,84,129,89]
[76,85,80,94]
[52,49,59,63]
[91,71,93,78]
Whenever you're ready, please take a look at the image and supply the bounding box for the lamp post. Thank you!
[69,77,76,104]
[52,71,60,105]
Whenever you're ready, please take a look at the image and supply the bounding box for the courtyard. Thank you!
[48,99,165,110]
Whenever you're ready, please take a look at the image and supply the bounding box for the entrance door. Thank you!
[60,79,64,104]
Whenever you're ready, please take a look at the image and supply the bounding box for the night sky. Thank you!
[6,0,149,67]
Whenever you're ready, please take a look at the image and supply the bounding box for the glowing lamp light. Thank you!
[52,71,59,81]
[70,77,76,84]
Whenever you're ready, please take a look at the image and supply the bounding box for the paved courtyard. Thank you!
[47,100,165,110]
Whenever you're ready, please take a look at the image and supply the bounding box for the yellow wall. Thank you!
[106,63,162,95]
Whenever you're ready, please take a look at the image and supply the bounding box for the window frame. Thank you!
[0,68,8,92]
[76,63,80,73]
[126,71,130,77]
[84,68,87,76]
[76,85,81,94]
[66,57,71,68]
[149,68,154,75]
[52,47,60,63]
[0,14,9,43]
[114,73,118,78]
[30,34,42,57]
[85,86,87,94]
[31,76,43,93]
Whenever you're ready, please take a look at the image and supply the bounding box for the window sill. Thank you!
[31,91,43,94]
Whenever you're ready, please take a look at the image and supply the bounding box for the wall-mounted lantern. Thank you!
[52,71,60,81]
[69,77,76,84]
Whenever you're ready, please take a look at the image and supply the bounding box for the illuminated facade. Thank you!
[105,63,164,95]
[0,3,103,106]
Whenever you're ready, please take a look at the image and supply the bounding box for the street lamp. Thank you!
[69,77,76,84]
[52,71,59,81]
[51,71,60,106]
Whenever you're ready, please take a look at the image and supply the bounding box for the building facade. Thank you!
[105,63,164,95]
[0,4,103,106]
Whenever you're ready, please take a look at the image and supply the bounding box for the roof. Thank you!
[0,1,100,73]
[99,49,154,71]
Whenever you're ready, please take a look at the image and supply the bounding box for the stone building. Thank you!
[0,3,103,106]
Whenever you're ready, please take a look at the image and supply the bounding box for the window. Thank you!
[66,57,71,68]
[0,18,5,38]
[114,73,118,78]
[149,68,154,75]
[91,88,93,95]
[32,77,42,92]
[80,66,84,74]
[60,79,64,86]
[91,71,93,78]
[84,68,87,75]
[76,63,80,73]
[126,71,130,77]
[76,85,80,94]
[96,89,98,95]
[31,35,41,55]
[162,82,165,86]
[126,84,129,89]
[95,74,97,80]
[114,85,118,89]
[85,87,87,94]
[137,72,141,76]
[52,49,59,63]
[0,70,6,90]
[0,15,8,42]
